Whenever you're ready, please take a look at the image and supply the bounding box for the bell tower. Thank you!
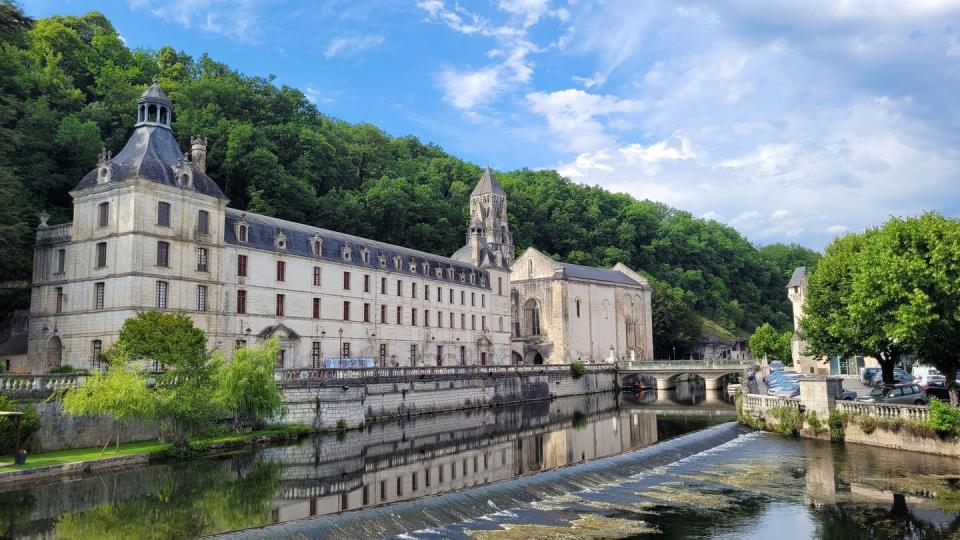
[469,168,513,265]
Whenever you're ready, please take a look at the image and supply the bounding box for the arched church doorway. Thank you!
[47,336,63,369]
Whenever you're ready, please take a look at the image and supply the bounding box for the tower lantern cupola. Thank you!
[136,83,173,130]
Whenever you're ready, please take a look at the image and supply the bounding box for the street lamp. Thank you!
[318,330,326,369]
[338,328,344,362]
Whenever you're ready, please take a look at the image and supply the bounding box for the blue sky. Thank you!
[23,0,960,249]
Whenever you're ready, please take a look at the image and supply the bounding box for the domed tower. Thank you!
[135,83,173,130]
[469,168,513,265]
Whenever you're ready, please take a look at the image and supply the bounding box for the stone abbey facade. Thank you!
[24,86,652,372]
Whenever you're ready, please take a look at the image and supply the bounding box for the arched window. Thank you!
[523,299,541,336]
[159,107,167,124]
[527,259,533,278]
[138,105,145,122]
[575,298,581,318]
[602,299,610,319]
[237,224,248,243]
[148,104,157,122]
[625,316,636,348]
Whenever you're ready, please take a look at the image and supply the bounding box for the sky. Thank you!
[22,0,960,250]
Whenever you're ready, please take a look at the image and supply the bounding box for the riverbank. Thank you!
[0,424,310,486]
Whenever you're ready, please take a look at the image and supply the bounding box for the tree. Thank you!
[62,343,154,454]
[114,312,219,445]
[0,395,40,454]
[215,338,284,431]
[852,213,960,404]
[802,231,904,385]
[748,323,792,365]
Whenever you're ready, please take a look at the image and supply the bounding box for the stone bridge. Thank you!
[620,359,753,390]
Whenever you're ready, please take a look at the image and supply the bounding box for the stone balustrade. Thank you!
[836,400,930,423]
[276,363,613,386]
[1,373,86,398]
[36,223,72,243]
[740,393,801,413]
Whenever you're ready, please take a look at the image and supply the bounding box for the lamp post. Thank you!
[318,330,326,368]
[338,328,344,362]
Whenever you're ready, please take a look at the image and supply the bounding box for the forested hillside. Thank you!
[0,6,819,356]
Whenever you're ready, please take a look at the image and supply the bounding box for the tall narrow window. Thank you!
[436,345,443,366]
[396,306,402,324]
[94,282,104,310]
[397,280,402,296]
[342,342,350,358]
[481,294,485,308]
[155,281,168,309]
[95,242,107,268]
[410,344,417,363]
[313,298,321,319]
[381,277,387,293]
[471,292,476,306]
[498,276,502,295]
[157,202,171,226]
[412,282,417,299]
[196,285,207,311]
[424,285,430,301]
[156,241,170,267]
[437,286,442,303]
[438,311,443,328]
[575,298,581,318]
[238,224,248,242]
[98,202,109,228]
[449,289,454,303]
[237,290,247,314]
[313,267,321,286]
[276,294,285,316]
[276,261,286,281]
[197,210,209,234]
[482,316,486,331]
[380,304,386,323]
[343,301,350,321]
[412,308,418,326]
[499,316,503,332]
[461,291,465,305]
[237,254,248,277]
[460,345,466,365]
[379,343,387,366]
[343,271,351,290]
[461,313,466,328]
[312,342,321,368]
[55,287,64,313]
[424,309,430,327]
[91,340,103,369]
[364,274,371,293]
[197,247,208,271]
[56,249,66,274]
[471,314,476,330]
[450,312,455,328]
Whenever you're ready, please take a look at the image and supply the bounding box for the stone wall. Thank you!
[280,367,616,429]
[29,401,159,452]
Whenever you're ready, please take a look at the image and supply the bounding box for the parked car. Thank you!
[770,385,800,398]
[838,387,857,400]
[871,370,914,387]
[858,383,928,405]
[923,382,950,401]
[912,365,943,386]
[769,360,785,372]
[860,367,880,385]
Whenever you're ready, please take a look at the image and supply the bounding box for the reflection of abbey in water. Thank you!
[259,394,658,522]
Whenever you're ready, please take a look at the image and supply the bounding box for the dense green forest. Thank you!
[0,6,820,357]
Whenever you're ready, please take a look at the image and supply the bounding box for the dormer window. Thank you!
[341,245,352,262]
[421,262,430,274]
[236,222,249,243]
[459,272,465,283]
[310,235,323,257]
[409,260,417,273]
[360,247,371,264]
[98,167,110,184]
[469,273,476,284]
[435,267,443,279]
[274,231,287,250]
[393,255,402,269]
[378,253,387,267]
[447,267,455,280]
[480,277,486,287]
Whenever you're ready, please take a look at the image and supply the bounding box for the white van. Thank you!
[912,365,945,386]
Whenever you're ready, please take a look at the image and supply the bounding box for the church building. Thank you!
[23,86,652,372]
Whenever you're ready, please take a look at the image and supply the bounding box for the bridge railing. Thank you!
[623,359,753,370]
[275,363,614,384]
[836,401,929,423]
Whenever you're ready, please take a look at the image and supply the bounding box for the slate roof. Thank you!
[140,83,169,100]
[72,125,226,198]
[225,209,491,290]
[471,168,506,196]
[556,261,642,286]
[787,266,807,288]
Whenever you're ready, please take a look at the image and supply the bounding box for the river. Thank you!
[1,380,958,539]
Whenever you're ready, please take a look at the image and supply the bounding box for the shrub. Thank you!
[926,398,960,436]
[335,418,348,431]
[805,411,826,435]
[0,396,41,453]
[569,361,586,380]
[857,415,878,434]
[769,405,802,437]
[571,410,588,431]
[48,364,80,374]
[828,410,846,442]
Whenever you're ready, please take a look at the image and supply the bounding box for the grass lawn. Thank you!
[0,440,171,472]
[0,423,311,473]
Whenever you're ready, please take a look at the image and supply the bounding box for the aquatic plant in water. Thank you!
[466,514,659,539]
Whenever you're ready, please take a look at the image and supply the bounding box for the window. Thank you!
[426,469,431,487]
[460,291,465,305]
[276,261,286,281]
[575,298,581,318]
[312,342,321,368]
[412,283,417,299]
[157,202,171,226]
[498,277,503,295]
[380,304,387,323]
[460,346,466,365]
[342,342,351,358]
[528,258,533,278]
[95,242,107,268]
[276,294,285,316]
[412,308,418,326]
[56,249,65,274]
[471,315,476,330]
[364,303,371,322]
[449,289,454,303]
[436,345,443,366]
[236,340,246,349]
[412,471,418,491]
[156,281,168,309]
[461,313,466,328]
[197,210,209,234]
[481,294,485,308]
[197,247,208,271]
[310,236,323,256]
[55,287,64,313]
[343,301,350,321]
[238,224,248,243]
[396,306,402,324]
[379,343,387,366]
[277,349,285,369]
[396,478,402,497]
[438,311,443,328]
[437,286,442,302]
[313,298,321,319]
[381,277,387,293]
[196,285,207,311]
[90,339,104,368]
[313,266,321,286]
[524,299,541,336]
[425,285,430,301]
[397,280,402,296]
[410,344,417,363]
[343,271,351,290]
[156,241,170,267]
[424,309,430,327]
[237,290,247,314]
[237,254,247,277]
[499,316,503,332]
[98,202,109,227]
[364,274,370,293]
[450,312,455,328]
[482,316,486,331]
[94,282,104,310]
[471,292,475,306]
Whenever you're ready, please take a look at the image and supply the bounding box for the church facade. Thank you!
[24,86,651,372]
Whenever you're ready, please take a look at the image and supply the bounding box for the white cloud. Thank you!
[323,34,384,58]
[128,0,264,41]
[526,89,645,152]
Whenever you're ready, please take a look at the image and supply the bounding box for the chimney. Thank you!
[190,136,207,173]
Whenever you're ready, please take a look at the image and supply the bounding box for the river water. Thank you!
[2,381,959,539]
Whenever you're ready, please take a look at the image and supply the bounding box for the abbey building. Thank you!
[24,86,652,372]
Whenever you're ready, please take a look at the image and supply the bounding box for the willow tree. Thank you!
[801,230,905,385]
[852,213,960,404]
